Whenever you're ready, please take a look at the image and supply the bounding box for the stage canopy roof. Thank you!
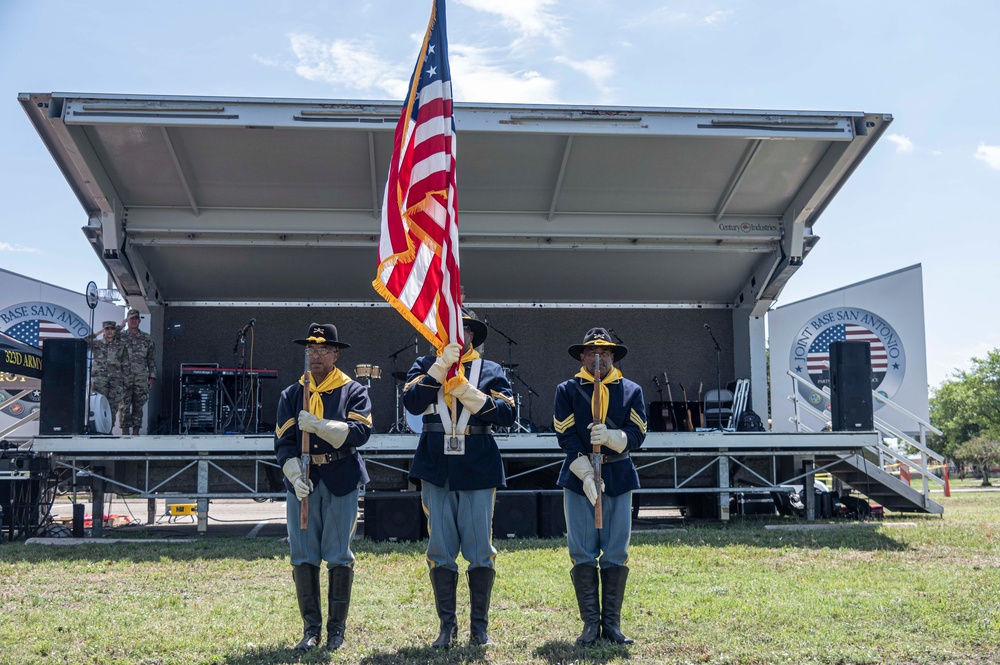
[20,93,891,314]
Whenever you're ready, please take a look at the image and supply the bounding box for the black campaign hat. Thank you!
[567,327,627,361]
[462,310,488,349]
[293,322,351,349]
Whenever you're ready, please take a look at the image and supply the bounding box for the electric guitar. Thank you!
[698,381,705,428]
[679,383,694,432]
[652,376,675,431]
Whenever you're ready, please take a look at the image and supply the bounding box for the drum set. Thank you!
[354,363,382,388]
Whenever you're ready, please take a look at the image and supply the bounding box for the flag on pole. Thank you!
[373,0,464,388]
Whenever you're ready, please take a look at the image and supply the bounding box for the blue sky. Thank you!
[1,0,998,388]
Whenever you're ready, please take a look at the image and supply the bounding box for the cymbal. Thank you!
[392,371,408,381]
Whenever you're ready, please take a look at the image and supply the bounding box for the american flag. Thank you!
[807,324,886,385]
[4,319,74,347]
[372,0,464,382]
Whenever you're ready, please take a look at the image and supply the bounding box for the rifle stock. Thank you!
[299,354,310,531]
[591,356,603,529]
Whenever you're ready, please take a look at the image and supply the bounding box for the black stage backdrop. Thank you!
[155,307,735,435]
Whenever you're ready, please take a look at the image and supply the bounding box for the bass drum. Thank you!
[89,393,113,434]
[405,410,423,434]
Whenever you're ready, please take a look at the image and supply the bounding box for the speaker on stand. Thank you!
[829,341,874,431]
[39,339,88,435]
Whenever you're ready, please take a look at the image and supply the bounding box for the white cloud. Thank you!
[974,143,1000,171]
[885,133,914,154]
[455,0,565,43]
[450,44,560,104]
[251,53,280,68]
[288,33,407,97]
[702,10,733,25]
[625,6,734,29]
[554,54,615,97]
[0,242,38,253]
[285,33,559,103]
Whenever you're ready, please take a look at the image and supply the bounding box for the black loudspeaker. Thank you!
[829,341,874,431]
[537,490,566,538]
[40,338,88,435]
[363,492,425,542]
[493,491,537,539]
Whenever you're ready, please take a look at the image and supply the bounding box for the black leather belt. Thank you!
[579,451,630,464]
[421,424,492,435]
[310,447,355,465]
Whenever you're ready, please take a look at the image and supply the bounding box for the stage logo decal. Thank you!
[788,307,906,414]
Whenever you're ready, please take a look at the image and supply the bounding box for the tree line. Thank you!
[930,349,1000,486]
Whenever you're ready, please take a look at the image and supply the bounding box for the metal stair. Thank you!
[817,453,944,515]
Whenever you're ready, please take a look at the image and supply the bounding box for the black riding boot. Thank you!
[430,567,458,648]
[570,564,601,645]
[600,565,634,644]
[326,565,353,650]
[291,564,322,650]
[468,567,496,646]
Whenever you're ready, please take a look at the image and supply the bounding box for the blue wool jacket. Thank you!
[404,355,516,491]
[275,378,372,497]
[553,373,647,497]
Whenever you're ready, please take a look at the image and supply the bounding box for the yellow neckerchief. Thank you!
[441,347,481,407]
[298,367,352,419]
[574,366,623,424]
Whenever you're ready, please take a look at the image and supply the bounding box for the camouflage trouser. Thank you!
[91,376,123,427]
[119,378,150,430]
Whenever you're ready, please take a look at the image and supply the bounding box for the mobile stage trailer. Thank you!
[18,93,908,532]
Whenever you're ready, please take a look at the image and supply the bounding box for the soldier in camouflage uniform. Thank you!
[86,320,126,429]
[119,308,157,435]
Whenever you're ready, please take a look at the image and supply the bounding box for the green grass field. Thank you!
[1,491,998,665]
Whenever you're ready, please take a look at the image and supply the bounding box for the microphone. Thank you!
[703,323,711,330]
[250,318,255,326]
[608,328,624,344]
[484,313,491,326]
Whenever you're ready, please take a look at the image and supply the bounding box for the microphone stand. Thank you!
[483,316,525,432]
[483,316,518,374]
[705,325,723,431]
[387,334,418,434]
[230,320,254,433]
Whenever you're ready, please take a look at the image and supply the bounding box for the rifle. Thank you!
[299,353,311,531]
[591,355,603,530]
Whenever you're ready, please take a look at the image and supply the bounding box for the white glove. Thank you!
[282,458,313,500]
[448,381,488,414]
[569,455,604,507]
[589,423,628,453]
[298,410,349,449]
[297,411,322,433]
[428,343,463,383]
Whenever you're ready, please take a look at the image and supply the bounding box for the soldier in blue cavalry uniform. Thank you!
[403,311,516,648]
[274,323,372,651]
[553,327,647,646]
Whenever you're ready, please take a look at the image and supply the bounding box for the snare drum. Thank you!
[370,365,382,379]
[355,363,372,378]
[405,410,423,434]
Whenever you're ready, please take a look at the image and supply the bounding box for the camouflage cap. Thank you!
[101,320,117,329]
[126,308,141,319]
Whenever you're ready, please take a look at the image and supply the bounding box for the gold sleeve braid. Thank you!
[276,417,296,438]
